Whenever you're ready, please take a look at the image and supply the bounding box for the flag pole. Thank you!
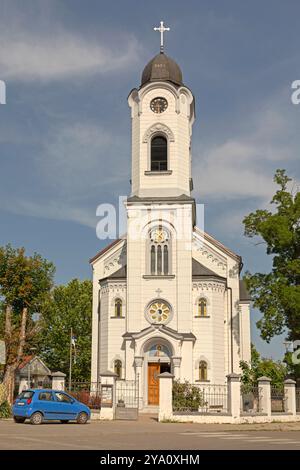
[69,327,72,392]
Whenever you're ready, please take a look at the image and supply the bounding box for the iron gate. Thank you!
[115,376,139,420]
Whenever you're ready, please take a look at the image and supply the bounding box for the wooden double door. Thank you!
[148,363,170,405]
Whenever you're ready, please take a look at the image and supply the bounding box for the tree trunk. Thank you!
[3,307,28,404]
[3,365,15,404]
[16,307,27,364]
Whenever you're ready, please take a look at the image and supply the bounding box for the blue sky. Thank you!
[0,0,299,359]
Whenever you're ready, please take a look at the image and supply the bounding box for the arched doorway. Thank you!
[142,339,172,406]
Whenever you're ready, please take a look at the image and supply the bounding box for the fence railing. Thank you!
[296,388,300,413]
[241,384,261,413]
[271,385,286,413]
[173,383,228,414]
[116,379,139,409]
[67,381,101,410]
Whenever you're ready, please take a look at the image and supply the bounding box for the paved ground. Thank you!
[1,415,300,450]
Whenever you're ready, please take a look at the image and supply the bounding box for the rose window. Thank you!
[147,300,171,324]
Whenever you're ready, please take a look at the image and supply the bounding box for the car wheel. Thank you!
[14,417,26,423]
[30,412,43,425]
[60,420,69,424]
[77,412,88,424]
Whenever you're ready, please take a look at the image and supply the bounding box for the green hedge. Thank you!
[0,401,12,419]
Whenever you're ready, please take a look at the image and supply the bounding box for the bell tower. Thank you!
[128,22,195,199]
[125,23,196,338]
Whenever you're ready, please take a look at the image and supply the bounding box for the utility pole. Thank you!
[69,327,72,392]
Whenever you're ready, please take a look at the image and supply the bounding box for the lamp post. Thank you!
[27,347,36,388]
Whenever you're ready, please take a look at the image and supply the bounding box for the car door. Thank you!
[37,391,59,420]
[53,391,77,420]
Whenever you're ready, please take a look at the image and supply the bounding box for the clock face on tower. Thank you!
[150,97,168,114]
[150,228,168,243]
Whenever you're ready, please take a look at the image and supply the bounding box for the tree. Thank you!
[35,279,92,382]
[0,245,54,402]
[240,344,287,389]
[243,169,300,344]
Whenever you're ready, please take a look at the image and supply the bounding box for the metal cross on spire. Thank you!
[154,21,170,53]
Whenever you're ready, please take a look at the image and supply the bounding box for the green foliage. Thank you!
[172,379,205,411]
[283,351,300,380]
[240,344,287,389]
[35,279,92,381]
[0,244,55,401]
[0,383,7,405]
[0,400,11,418]
[243,169,300,344]
[0,244,55,314]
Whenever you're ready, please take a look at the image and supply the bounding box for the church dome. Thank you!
[141,52,183,87]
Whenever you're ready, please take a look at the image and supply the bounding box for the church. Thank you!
[90,23,251,410]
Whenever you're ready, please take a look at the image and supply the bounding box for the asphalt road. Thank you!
[0,416,300,450]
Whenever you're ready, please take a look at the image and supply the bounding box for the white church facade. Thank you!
[90,25,251,409]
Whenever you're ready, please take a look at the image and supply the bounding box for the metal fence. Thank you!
[115,378,139,420]
[241,384,261,413]
[115,379,139,409]
[296,388,300,413]
[271,385,286,413]
[67,381,101,410]
[173,383,228,414]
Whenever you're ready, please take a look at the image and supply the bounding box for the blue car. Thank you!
[12,389,91,425]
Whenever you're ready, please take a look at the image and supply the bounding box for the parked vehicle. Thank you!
[12,389,91,425]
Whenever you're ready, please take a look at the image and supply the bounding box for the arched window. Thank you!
[199,361,208,381]
[151,135,167,171]
[149,227,171,276]
[115,298,122,317]
[114,360,122,378]
[163,245,168,275]
[198,298,207,317]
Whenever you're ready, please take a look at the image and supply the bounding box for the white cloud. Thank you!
[1,197,97,229]
[39,122,129,198]
[0,119,130,227]
[0,19,139,82]
[193,92,299,203]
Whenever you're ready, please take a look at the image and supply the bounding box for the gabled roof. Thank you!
[89,238,125,265]
[100,259,225,282]
[18,355,51,376]
[18,355,34,370]
[101,265,127,282]
[123,324,196,341]
[194,226,242,264]
[192,258,225,280]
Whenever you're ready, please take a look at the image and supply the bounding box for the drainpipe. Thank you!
[227,285,234,374]
[97,285,101,389]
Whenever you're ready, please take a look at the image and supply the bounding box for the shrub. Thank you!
[0,383,7,405]
[172,380,206,412]
[0,400,11,419]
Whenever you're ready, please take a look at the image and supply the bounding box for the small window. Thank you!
[38,392,53,401]
[198,298,207,317]
[114,360,122,378]
[115,298,122,317]
[199,361,208,381]
[18,391,34,400]
[54,392,73,403]
[151,136,167,171]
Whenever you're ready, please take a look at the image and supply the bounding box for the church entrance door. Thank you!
[148,363,160,405]
[147,363,170,405]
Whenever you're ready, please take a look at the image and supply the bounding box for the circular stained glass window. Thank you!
[146,300,172,324]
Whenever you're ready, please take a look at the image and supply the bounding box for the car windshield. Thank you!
[18,391,34,400]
